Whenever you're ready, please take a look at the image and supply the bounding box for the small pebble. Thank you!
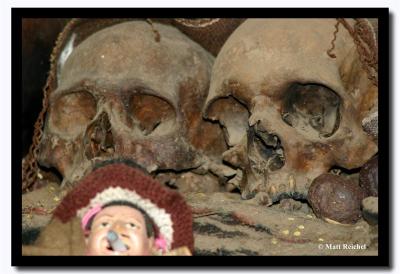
[293,231,301,236]
[271,238,278,245]
[306,214,313,219]
[288,217,295,221]
[53,197,60,202]
[297,225,305,230]
[281,229,289,235]
[318,238,324,242]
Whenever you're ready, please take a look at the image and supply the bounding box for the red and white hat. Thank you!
[53,161,194,253]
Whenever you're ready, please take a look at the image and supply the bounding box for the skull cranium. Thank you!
[204,19,378,203]
[38,20,228,188]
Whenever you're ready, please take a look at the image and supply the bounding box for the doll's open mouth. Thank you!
[106,243,129,252]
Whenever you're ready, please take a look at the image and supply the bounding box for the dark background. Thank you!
[22,18,68,158]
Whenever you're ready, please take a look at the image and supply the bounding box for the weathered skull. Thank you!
[38,20,228,187]
[204,19,378,203]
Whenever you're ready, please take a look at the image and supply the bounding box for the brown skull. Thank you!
[204,19,378,203]
[38,20,228,187]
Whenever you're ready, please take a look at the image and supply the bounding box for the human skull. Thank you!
[204,19,378,203]
[37,20,228,187]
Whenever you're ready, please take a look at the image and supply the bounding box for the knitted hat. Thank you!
[53,161,194,253]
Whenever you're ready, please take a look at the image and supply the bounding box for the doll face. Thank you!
[85,205,154,256]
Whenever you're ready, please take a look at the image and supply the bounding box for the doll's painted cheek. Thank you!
[86,230,109,255]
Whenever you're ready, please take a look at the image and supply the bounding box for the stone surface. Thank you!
[362,196,378,225]
[308,174,365,224]
[359,155,379,197]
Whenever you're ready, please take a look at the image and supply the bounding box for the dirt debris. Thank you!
[186,192,378,255]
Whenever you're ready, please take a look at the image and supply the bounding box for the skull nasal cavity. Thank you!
[84,112,115,160]
[281,83,341,138]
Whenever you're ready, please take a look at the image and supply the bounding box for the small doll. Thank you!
[82,201,165,256]
[23,159,194,256]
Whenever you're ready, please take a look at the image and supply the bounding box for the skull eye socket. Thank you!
[205,96,249,147]
[130,94,176,136]
[281,83,341,138]
[49,91,96,137]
